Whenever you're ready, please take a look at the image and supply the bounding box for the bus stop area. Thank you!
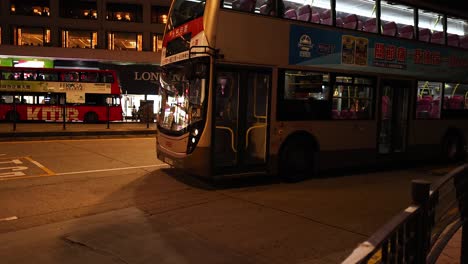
[0,121,157,141]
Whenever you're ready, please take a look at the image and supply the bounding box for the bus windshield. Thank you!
[168,0,206,30]
[158,62,207,133]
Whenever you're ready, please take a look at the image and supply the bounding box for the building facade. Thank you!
[0,0,169,118]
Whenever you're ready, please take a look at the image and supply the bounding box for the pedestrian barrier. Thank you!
[342,164,467,264]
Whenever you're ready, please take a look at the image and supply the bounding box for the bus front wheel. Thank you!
[84,112,99,123]
[442,133,466,162]
[6,111,19,122]
[279,137,318,182]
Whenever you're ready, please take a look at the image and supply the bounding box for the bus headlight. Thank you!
[187,123,203,154]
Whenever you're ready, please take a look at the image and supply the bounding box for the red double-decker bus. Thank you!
[0,67,122,123]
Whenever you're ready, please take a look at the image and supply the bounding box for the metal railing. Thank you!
[343,164,467,264]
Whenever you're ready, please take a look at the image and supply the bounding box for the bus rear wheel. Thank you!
[84,112,98,123]
[6,111,19,122]
[279,137,317,182]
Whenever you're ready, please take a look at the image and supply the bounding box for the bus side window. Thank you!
[80,72,88,82]
[101,73,114,83]
[217,78,230,97]
[87,72,98,82]
[239,0,256,12]
[36,73,44,81]
[216,77,232,119]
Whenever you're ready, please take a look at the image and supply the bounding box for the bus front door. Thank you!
[213,69,270,175]
[378,79,411,154]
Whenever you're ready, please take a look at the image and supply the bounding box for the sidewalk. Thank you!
[436,227,463,264]
[0,207,256,264]
[0,121,157,141]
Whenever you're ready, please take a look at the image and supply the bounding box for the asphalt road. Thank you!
[0,138,456,263]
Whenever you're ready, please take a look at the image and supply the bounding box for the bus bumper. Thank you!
[156,143,211,178]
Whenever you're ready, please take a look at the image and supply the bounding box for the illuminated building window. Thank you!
[10,0,50,16]
[62,30,97,49]
[59,0,97,19]
[107,32,142,51]
[13,26,51,46]
[152,34,163,52]
[106,3,142,22]
[151,6,169,24]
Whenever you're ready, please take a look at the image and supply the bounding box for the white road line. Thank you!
[0,166,28,171]
[0,216,18,221]
[0,159,23,165]
[55,164,169,176]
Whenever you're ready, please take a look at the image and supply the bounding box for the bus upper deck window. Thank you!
[102,74,114,83]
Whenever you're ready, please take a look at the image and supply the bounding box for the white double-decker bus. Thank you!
[156,0,468,181]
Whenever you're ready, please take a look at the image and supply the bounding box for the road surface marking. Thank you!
[0,163,167,181]
[0,158,26,178]
[0,171,26,178]
[0,137,153,144]
[0,159,22,165]
[24,156,55,176]
[0,216,18,221]
[0,166,28,171]
[55,164,169,176]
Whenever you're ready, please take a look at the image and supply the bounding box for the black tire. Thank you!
[6,111,19,122]
[442,133,466,162]
[84,112,98,123]
[279,137,317,182]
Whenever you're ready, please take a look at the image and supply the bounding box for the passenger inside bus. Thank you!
[263,0,284,17]
[238,0,256,12]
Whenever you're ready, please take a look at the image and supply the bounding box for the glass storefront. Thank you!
[107,32,142,51]
[13,26,51,46]
[62,30,97,49]
[121,94,161,121]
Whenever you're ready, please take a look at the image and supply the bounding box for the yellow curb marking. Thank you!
[23,156,56,176]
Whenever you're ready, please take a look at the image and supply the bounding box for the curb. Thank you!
[0,130,157,141]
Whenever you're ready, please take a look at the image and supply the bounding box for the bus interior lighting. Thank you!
[279,0,466,35]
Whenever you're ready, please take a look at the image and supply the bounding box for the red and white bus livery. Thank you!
[0,67,122,122]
